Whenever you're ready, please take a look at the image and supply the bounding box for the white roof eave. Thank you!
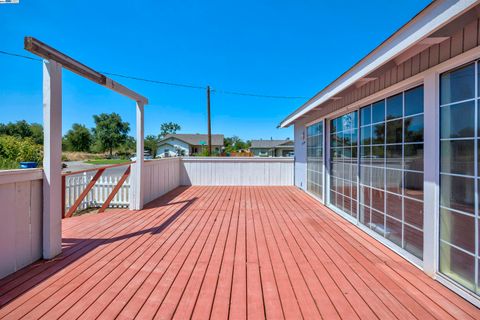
[279,0,479,128]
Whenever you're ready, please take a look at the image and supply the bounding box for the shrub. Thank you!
[0,157,19,170]
[0,135,42,164]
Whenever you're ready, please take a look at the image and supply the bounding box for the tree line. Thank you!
[0,115,253,163]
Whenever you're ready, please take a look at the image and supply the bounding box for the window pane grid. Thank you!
[439,60,479,294]
[358,86,424,259]
[307,121,324,200]
[330,112,358,218]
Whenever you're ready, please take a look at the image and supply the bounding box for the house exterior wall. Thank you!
[288,9,480,306]
[294,119,307,190]
[190,145,222,155]
[251,147,294,157]
[275,148,294,157]
[157,138,190,157]
[251,148,273,157]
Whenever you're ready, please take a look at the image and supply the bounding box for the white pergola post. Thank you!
[131,101,145,210]
[42,60,63,259]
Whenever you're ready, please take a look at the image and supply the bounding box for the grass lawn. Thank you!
[84,159,130,165]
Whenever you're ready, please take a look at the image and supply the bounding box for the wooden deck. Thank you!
[0,186,478,319]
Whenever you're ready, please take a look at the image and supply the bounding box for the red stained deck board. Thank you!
[0,186,479,320]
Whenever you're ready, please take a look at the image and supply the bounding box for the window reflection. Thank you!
[307,122,324,199]
[405,86,424,116]
[440,174,474,214]
[359,85,424,259]
[330,112,358,218]
[440,63,475,105]
[441,140,474,176]
[441,101,475,139]
[387,93,403,120]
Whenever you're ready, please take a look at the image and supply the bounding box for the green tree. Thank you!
[0,120,44,144]
[92,113,130,157]
[224,136,250,152]
[159,122,181,138]
[144,135,159,157]
[63,123,93,152]
[116,136,136,158]
[30,123,44,145]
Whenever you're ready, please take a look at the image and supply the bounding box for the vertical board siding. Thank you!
[143,158,181,205]
[180,158,294,186]
[314,18,480,119]
[0,171,43,279]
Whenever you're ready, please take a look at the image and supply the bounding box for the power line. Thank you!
[101,71,206,90]
[0,49,306,100]
[0,50,41,61]
[212,88,306,100]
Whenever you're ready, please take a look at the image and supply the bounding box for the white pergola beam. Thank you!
[105,78,148,105]
[25,37,148,105]
[42,60,62,259]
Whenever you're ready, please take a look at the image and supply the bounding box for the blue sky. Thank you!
[0,0,431,140]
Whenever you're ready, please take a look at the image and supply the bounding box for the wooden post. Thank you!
[132,101,145,210]
[98,165,131,213]
[207,86,212,156]
[42,60,62,259]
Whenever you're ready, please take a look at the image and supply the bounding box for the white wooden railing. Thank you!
[142,158,181,204]
[0,169,43,278]
[180,157,294,186]
[64,172,131,212]
[63,157,294,213]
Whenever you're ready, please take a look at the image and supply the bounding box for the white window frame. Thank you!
[305,119,326,204]
[301,46,480,307]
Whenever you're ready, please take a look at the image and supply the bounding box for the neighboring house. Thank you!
[250,139,294,157]
[279,0,480,302]
[157,134,224,157]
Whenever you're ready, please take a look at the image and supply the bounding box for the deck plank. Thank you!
[0,186,478,320]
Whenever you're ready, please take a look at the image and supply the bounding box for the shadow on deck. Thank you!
[0,186,478,319]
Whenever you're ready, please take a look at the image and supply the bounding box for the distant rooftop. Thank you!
[159,134,224,146]
[250,139,293,149]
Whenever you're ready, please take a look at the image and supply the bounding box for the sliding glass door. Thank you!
[307,121,324,200]
[439,61,479,293]
[358,86,424,259]
[329,112,358,218]
[327,86,424,260]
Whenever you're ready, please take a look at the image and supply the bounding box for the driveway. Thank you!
[62,161,130,177]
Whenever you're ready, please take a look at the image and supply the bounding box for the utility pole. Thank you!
[207,85,212,156]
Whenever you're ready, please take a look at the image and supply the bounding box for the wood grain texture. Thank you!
[0,186,478,319]
[180,158,294,186]
[0,177,43,279]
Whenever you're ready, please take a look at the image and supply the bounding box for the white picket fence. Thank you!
[64,172,130,213]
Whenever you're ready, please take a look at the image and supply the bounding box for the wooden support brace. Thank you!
[98,165,131,213]
[64,168,105,218]
[61,175,66,219]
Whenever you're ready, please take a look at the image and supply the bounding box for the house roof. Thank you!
[279,0,479,128]
[250,139,293,149]
[159,134,224,146]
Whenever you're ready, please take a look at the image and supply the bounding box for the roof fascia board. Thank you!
[279,0,478,128]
